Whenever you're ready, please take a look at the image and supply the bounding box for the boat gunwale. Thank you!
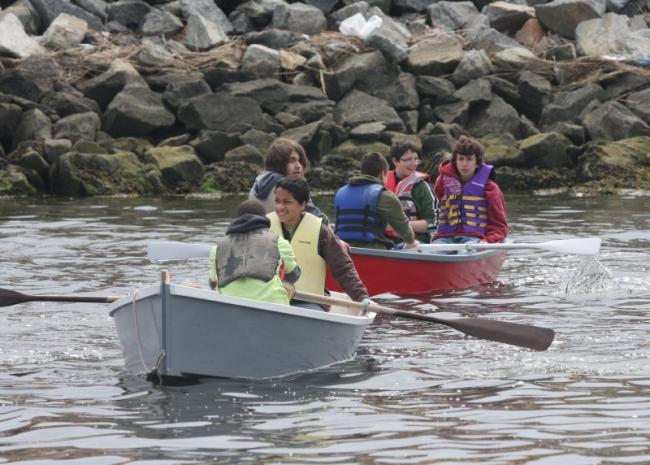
[349,246,505,263]
[108,283,375,325]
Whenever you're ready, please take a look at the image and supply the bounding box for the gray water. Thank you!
[1,193,649,465]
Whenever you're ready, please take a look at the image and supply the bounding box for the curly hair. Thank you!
[451,136,485,166]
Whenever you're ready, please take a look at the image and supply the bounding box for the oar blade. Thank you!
[148,241,212,261]
[0,288,29,307]
[446,317,555,351]
[545,237,601,256]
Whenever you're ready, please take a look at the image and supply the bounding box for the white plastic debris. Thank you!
[339,13,382,40]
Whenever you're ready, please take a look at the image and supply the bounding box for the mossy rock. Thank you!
[143,145,205,192]
[50,151,154,196]
[330,140,391,160]
[0,166,37,196]
[496,166,577,192]
[200,161,259,193]
[579,136,650,181]
[224,144,265,165]
[108,137,154,159]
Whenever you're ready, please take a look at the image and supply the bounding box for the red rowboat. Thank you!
[326,247,507,295]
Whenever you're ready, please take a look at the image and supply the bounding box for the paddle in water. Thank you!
[0,288,120,307]
[294,290,555,351]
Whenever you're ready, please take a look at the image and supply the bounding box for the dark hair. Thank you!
[275,176,310,204]
[265,138,308,174]
[451,136,484,166]
[360,152,389,178]
[236,199,267,217]
[389,140,420,165]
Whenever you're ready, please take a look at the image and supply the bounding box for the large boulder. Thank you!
[535,0,606,39]
[103,87,175,137]
[142,145,205,192]
[0,56,61,101]
[515,132,574,168]
[177,93,265,132]
[581,101,650,141]
[406,32,465,75]
[334,90,405,132]
[0,13,46,58]
[50,150,155,195]
[29,0,103,31]
[579,136,650,182]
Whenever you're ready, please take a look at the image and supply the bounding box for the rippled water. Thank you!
[1,194,649,464]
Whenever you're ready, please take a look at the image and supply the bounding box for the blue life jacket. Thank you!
[334,183,386,242]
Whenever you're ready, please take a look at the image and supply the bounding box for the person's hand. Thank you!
[283,281,296,300]
[404,240,420,250]
[361,297,376,314]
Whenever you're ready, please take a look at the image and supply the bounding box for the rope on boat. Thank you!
[132,288,152,373]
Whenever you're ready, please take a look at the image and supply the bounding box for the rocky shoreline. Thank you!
[1,0,650,198]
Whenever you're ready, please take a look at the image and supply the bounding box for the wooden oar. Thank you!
[294,290,555,351]
[0,288,120,307]
[417,237,601,255]
[148,241,212,260]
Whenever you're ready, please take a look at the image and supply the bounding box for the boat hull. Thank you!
[109,283,374,379]
[327,247,507,295]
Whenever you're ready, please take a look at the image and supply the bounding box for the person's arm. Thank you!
[411,181,439,232]
[277,237,301,284]
[319,225,369,301]
[377,191,417,246]
[483,181,508,243]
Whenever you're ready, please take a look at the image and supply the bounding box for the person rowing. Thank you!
[334,152,419,250]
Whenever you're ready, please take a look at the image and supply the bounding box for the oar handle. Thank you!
[29,295,120,304]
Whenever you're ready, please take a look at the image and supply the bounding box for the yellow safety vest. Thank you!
[268,212,326,295]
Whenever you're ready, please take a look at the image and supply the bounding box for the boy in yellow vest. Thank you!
[267,177,369,310]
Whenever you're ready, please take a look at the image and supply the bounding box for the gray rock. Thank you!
[76,59,148,110]
[0,13,46,58]
[0,56,61,102]
[454,78,493,105]
[433,101,470,126]
[143,145,205,190]
[470,27,523,55]
[0,1,42,35]
[546,122,586,145]
[184,13,229,51]
[515,132,573,168]
[535,0,606,39]
[75,0,108,21]
[625,87,650,124]
[373,73,419,111]
[40,13,87,49]
[350,121,386,141]
[163,79,211,111]
[41,92,101,117]
[235,0,287,28]
[224,144,265,165]
[406,32,465,75]
[43,138,73,163]
[575,12,629,57]
[272,2,326,35]
[29,0,103,31]
[141,8,183,37]
[107,0,151,30]
[334,90,405,131]
[582,100,650,141]
[53,111,101,141]
[0,103,22,148]
[415,76,457,102]
[103,87,175,137]
[241,43,280,77]
[190,130,241,164]
[482,1,535,33]
[281,120,332,162]
[14,108,52,149]
[539,83,604,128]
[304,0,339,14]
[466,95,522,138]
[451,49,494,86]
[324,50,400,101]
[223,78,329,115]
[517,71,551,122]
[428,1,480,30]
[177,93,265,132]
[244,29,307,50]
[180,0,233,34]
